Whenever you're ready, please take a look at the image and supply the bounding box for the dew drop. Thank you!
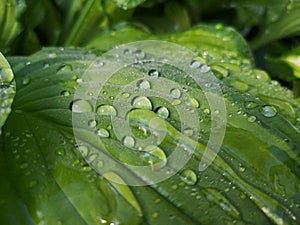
[144,145,167,169]
[170,88,181,98]
[199,64,211,73]
[94,61,104,68]
[239,164,246,173]
[137,80,151,89]
[171,99,181,106]
[260,105,277,118]
[247,116,256,123]
[255,70,269,81]
[134,49,145,59]
[48,52,57,58]
[245,101,258,109]
[70,99,93,113]
[78,145,89,157]
[55,148,65,156]
[122,136,135,148]
[203,108,210,115]
[148,69,160,77]
[88,119,97,128]
[96,160,104,169]
[21,77,31,85]
[180,169,197,185]
[57,64,73,72]
[97,105,117,116]
[96,128,110,138]
[122,92,130,98]
[60,90,70,96]
[183,128,193,137]
[187,98,199,108]
[156,107,169,119]
[190,60,201,68]
[132,96,152,110]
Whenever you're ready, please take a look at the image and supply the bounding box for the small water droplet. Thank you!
[239,164,246,173]
[76,78,83,84]
[144,145,167,169]
[156,107,169,119]
[70,99,93,113]
[134,49,145,59]
[55,148,65,156]
[96,128,110,138]
[187,98,199,108]
[96,160,104,168]
[57,64,73,72]
[247,116,256,122]
[137,80,151,89]
[122,92,130,98]
[78,145,89,157]
[25,61,31,66]
[132,96,152,110]
[123,49,131,55]
[87,153,98,162]
[21,77,31,85]
[122,136,135,148]
[190,60,201,68]
[60,90,70,96]
[260,105,277,118]
[180,169,197,185]
[199,64,211,73]
[172,99,181,106]
[48,52,57,58]
[183,128,193,136]
[97,105,117,116]
[203,108,210,115]
[170,88,181,98]
[148,69,160,77]
[245,101,258,109]
[255,70,269,81]
[94,61,104,67]
[88,119,97,128]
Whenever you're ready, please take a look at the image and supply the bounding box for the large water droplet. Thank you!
[122,136,135,148]
[180,169,197,185]
[187,98,199,108]
[132,96,152,110]
[97,105,117,116]
[96,128,110,138]
[144,145,167,169]
[170,88,181,98]
[260,105,277,118]
[137,80,151,89]
[70,99,93,113]
[148,69,160,77]
[156,107,169,119]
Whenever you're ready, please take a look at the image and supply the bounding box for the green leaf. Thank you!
[111,0,146,9]
[2,25,300,224]
[0,52,15,134]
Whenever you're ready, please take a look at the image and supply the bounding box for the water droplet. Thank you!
[57,64,72,72]
[239,164,246,173]
[183,128,193,137]
[94,61,104,67]
[70,99,93,113]
[137,80,151,89]
[245,101,258,109]
[25,61,31,66]
[247,116,256,122]
[187,98,199,108]
[0,68,13,83]
[260,105,277,118]
[55,148,65,156]
[97,105,117,116]
[88,119,97,128]
[132,96,152,110]
[144,145,167,169]
[60,90,70,96]
[190,60,201,68]
[180,169,197,185]
[21,77,31,85]
[76,78,83,84]
[134,49,145,59]
[123,49,131,55]
[199,64,211,73]
[170,88,181,98]
[87,153,98,162]
[78,145,89,157]
[255,70,269,81]
[171,99,181,106]
[231,81,249,91]
[156,107,169,119]
[148,69,160,77]
[96,160,104,168]
[203,108,210,115]
[96,128,110,138]
[172,184,178,190]
[122,92,130,98]
[122,136,135,148]
[48,52,57,58]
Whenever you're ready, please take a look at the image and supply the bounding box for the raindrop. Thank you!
[148,69,160,77]
[199,64,211,73]
[260,105,277,118]
[137,80,151,89]
[156,107,169,119]
[247,116,256,123]
[70,99,93,113]
[180,169,197,185]
[170,88,181,98]
[144,145,167,169]
[78,145,89,157]
[96,128,110,138]
[132,96,152,110]
[88,119,97,128]
[190,60,201,68]
[60,90,70,96]
[122,136,135,148]
[97,105,117,116]
[245,101,258,109]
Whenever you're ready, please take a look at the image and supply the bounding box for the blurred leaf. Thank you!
[111,0,146,9]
